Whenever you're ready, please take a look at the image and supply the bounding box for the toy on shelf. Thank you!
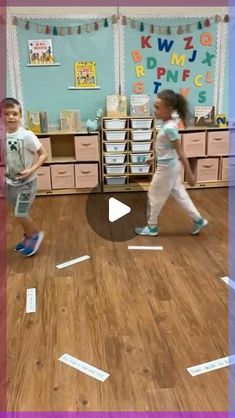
[86,109,103,133]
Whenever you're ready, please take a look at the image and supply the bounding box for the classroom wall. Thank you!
[7,6,228,126]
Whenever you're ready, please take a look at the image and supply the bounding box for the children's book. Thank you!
[74,62,96,88]
[27,111,48,133]
[28,39,54,64]
[215,114,228,127]
[194,106,215,126]
[130,95,150,116]
[60,110,81,132]
[106,95,127,117]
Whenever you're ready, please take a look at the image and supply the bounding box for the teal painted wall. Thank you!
[16,18,116,127]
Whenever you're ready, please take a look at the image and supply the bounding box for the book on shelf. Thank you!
[130,95,150,116]
[106,95,127,117]
[60,110,81,132]
[215,113,228,127]
[27,111,48,134]
[28,39,54,64]
[194,106,215,126]
[74,61,97,88]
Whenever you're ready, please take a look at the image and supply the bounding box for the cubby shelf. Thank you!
[36,131,101,195]
[101,117,231,193]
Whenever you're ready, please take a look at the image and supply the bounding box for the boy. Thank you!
[0,97,47,256]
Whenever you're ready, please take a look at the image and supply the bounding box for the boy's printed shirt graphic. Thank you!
[7,136,25,181]
[6,127,42,186]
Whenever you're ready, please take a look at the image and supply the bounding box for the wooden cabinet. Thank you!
[36,131,101,195]
[181,127,231,189]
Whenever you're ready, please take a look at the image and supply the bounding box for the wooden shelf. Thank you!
[37,130,98,136]
[103,182,151,193]
[27,63,61,67]
[101,116,156,192]
[101,117,229,193]
[46,157,76,164]
[128,172,153,176]
[185,180,228,189]
[37,186,101,196]
[45,157,99,164]
[36,131,101,196]
[68,86,100,90]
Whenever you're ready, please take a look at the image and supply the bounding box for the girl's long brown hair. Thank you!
[157,89,189,128]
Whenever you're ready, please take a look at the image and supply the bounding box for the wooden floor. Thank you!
[7,188,228,411]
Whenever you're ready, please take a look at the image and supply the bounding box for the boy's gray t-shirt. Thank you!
[6,126,42,186]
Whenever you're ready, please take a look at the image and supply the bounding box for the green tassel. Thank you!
[140,22,144,32]
[197,21,203,29]
[53,26,58,35]
[167,26,171,35]
[104,18,108,27]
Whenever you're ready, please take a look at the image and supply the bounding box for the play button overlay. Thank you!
[109,198,131,222]
[86,181,147,242]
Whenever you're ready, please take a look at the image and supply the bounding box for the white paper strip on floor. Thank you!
[128,246,163,251]
[56,255,90,269]
[187,354,235,376]
[221,276,235,290]
[59,353,110,382]
[26,288,36,313]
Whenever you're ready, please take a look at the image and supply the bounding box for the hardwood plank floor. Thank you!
[6,188,228,411]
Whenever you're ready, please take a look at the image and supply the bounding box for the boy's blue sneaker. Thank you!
[191,218,208,235]
[135,225,158,236]
[15,234,28,252]
[23,231,44,257]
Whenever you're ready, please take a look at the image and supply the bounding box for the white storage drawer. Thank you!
[131,130,152,141]
[104,154,126,164]
[105,176,127,185]
[104,142,126,152]
[130,153,152,163]
[105,165,126,174]
[131,142,152,152]
[105,131,126,141]
[131,118,152,129]
[130,164,151,174]
[104,119,126,129]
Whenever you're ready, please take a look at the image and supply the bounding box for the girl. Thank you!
[135,89,208,236]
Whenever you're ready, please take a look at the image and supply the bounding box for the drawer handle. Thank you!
[82,143,92,146]
[203,165,213,168]
[191,139,200,142]
[58,171,67,175]
[38,173,45,177]
[81,170,92,174]
[214,137,223,141]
